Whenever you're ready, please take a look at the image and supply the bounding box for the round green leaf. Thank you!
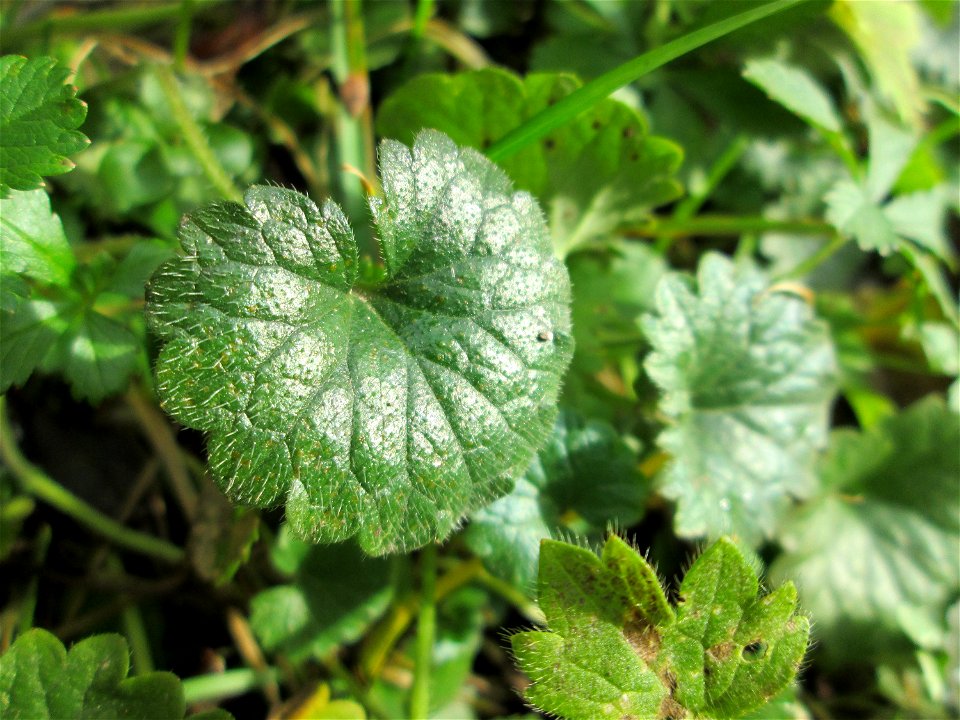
[146,131,573,555]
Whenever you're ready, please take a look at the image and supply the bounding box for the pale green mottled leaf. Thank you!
[466,409,646,589]
[825,179,899,254]
[511,535,809,720]
[146,131,573,555]
[0,629,190,719]
[0,55,89,196]
[772,397,960,663]
[743,57,842,132]
[376,68,681,256]
[642,253,837,545]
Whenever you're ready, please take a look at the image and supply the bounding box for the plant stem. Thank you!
[410,543,437,719]
[412,0,434,40]
[629,215,834,239]
[113,554,155,674]
[12,2,197,39]
[777,235,848,280]
[485,0,804,162]
[656,134,750,254]
[173,0,194,72]
[153,64,242,203]
[182,667,280,705]
[0,397,185,564]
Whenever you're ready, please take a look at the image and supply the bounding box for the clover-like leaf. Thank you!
[642,253,837,545]
[146,130,573,555]
[0,628,195,719]
[771,397,959,663]
[511,535,809,720]
[376,68,682,255]
[466,409,646,589]
[0,55,89,196]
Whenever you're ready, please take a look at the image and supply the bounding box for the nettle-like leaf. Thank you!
[0,628,202,719]
[0,55,89,196]
[250,526,392,661]
[376,68,682,256]
[511,535,809,720]
[642,253,836,545]
[772,397,959,663]
[146,130,573,555]
[466,408,646,589]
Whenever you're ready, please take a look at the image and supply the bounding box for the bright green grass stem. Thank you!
[485,0,805,162]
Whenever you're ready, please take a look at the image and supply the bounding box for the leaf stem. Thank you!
[410,542,437,719]
[777,235,848,280]
[182,667,280,705]
[0,397,185,564]
[173,0,194,72]
[628,215,834,239]
[153,64,242,203]
[12,1,203,39]
[485,0,805,162]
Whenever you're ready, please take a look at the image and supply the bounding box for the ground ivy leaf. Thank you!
[771,397,960,663]
[0,628,190,719]
[146,132,571,555]
[376,68,682,256]
[0,188,76,286]
[250,526,392,661]
[0,55,89,196]
[465,408,646,589]
[642,253,837,545]
[511,535,809,720]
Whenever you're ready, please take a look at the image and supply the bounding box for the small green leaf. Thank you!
[0,628,192,719]
[0,56,89,196]
[511,535,809,720]
[642,253,837,544]
[250,526,392,660]
[825,179,900,255]
[376,68,682,255]
[466,409,646,588]
[772,397,960,663]
[146,131,573,555]
[0,188,76,286]
[742,57,842,133]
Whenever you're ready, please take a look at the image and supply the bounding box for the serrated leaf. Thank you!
[771,398,960,663]
[825,179,900,255]
[642,253,837,545]
[466,409,646,589]
[145,130,573,555]
[0,628,193,719]
[376,68,682,256]
[0,297,62,392]
[511,535,809,720]
[0,188,76,286]
[742,58,842,133]
[250,526,392,661]
[0,55,89,196]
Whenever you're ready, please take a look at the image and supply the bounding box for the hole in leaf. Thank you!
[742,640,767,662]
[544,138,555,150]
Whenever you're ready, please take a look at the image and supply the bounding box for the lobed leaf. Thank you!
[772,398,960,663]
[511,535,809,719]
[0,629,195,719]
[145,130,573,555]
[0,55,89,196]
[642,253,837,545]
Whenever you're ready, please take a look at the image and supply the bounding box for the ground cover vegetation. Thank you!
[0,1,957,718]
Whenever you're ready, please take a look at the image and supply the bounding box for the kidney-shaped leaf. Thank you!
[146,130,573,555]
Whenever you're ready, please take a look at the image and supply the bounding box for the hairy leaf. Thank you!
[772,398,960,662]
[0,56,89,196]
[250,527,392,661]
[376,68,681,255]
[0,629,190,719]
[146,130,573,555]
[642,253,836,544]
[511,535,809,720]
[466,409,646,589]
